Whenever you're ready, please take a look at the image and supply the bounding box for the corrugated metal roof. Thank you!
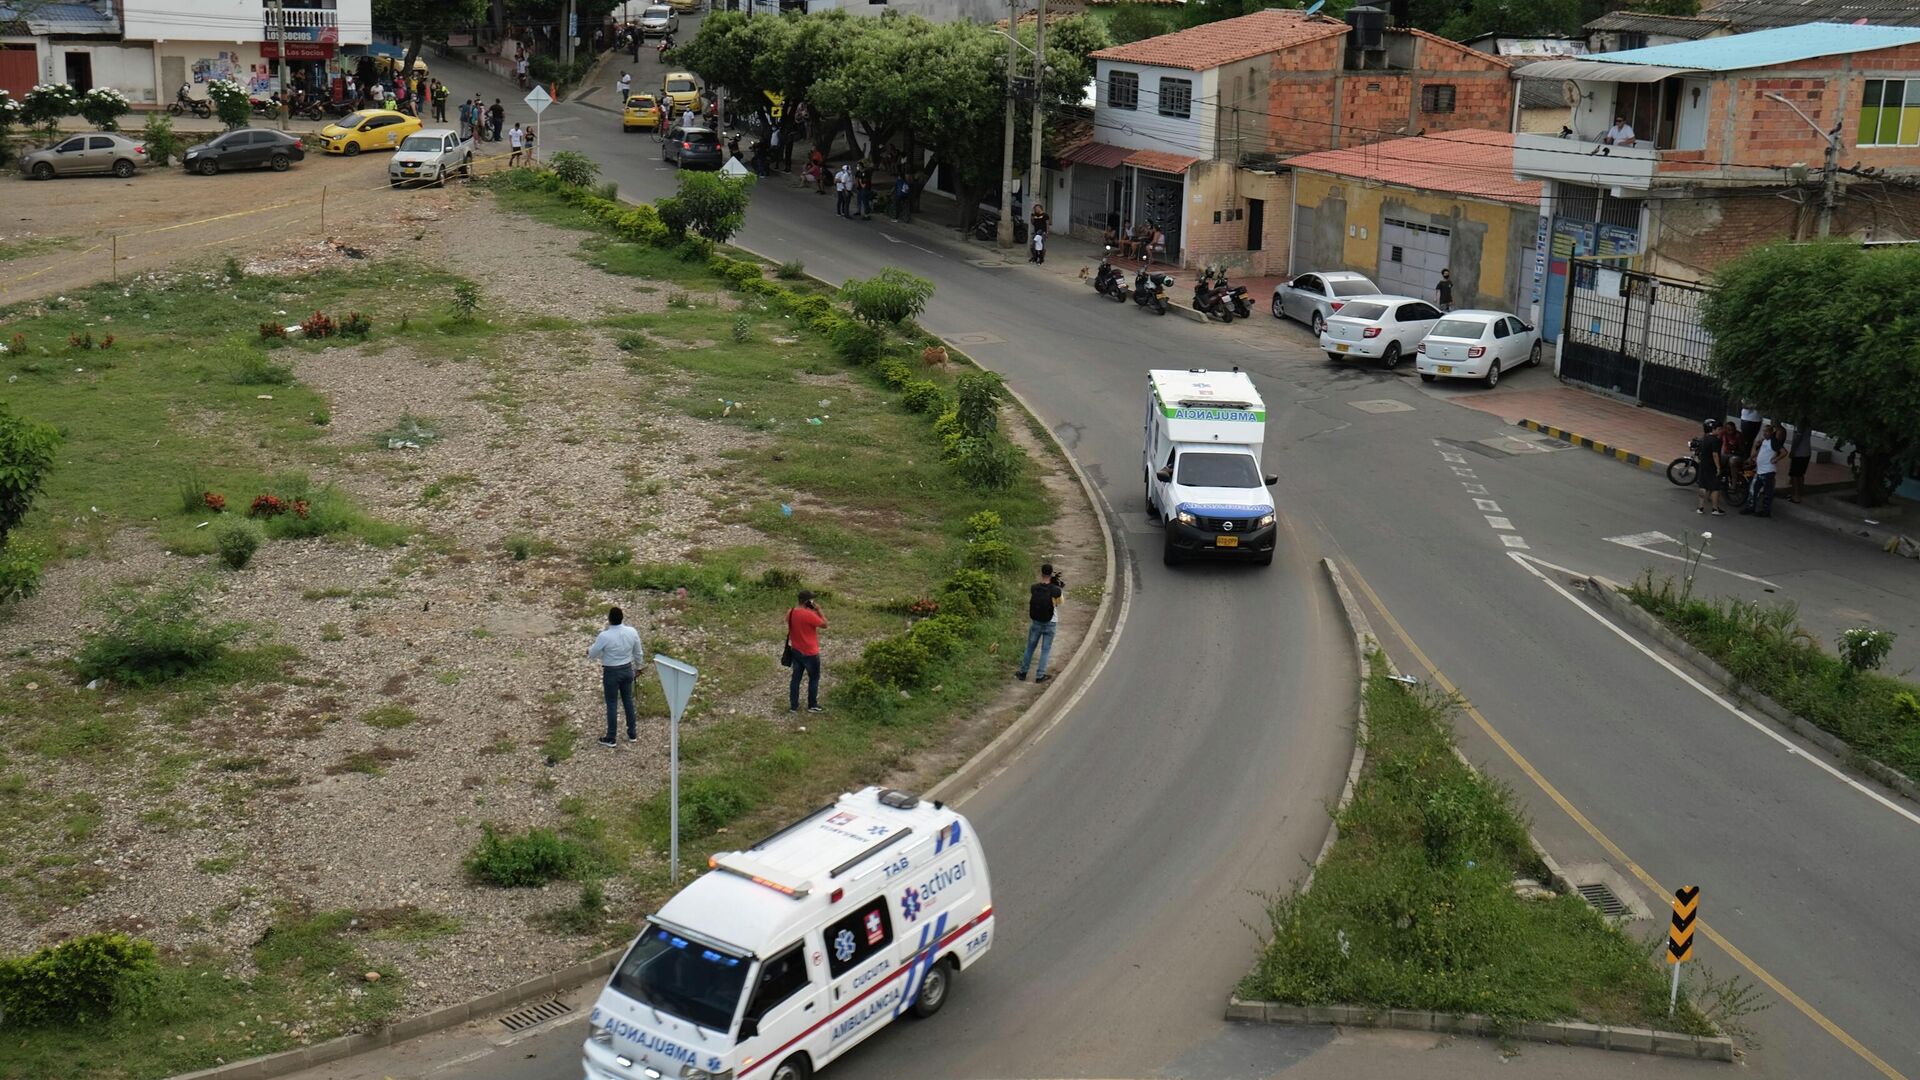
[1124,148,1201,174]
[1283,129,1541,206]
[1584,11,1731,37]
[1516,58,1699,82]
[1584,21,1920,70]
[1061,140,1134,169]
[1092,10,1348,72]
[1702,0,1920,30]
[0,1,119,34]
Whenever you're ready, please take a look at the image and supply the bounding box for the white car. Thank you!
[1319,294,1444,369]
[387,128,471,187]
[1417,310,1543,388]
[1271,270,1380,336]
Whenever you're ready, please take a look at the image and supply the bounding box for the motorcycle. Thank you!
[168,89,212,119]
[1131,259,1173,316]
[1090,245,1127,302]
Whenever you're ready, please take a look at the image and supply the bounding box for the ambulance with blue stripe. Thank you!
[1143,368,1279,567]
[584,787,993,1080]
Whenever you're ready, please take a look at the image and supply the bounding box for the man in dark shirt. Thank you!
[1691,419,1726,515]
[1436,269,1454,311]
[1015,564,1064,684]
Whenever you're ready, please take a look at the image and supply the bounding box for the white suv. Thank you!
[388,128,472,187]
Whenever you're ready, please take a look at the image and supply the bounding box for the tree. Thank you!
[1107,3,1179,45]
[372,0,488,81]
[840,267,934,326]
[1699,241,1920,507]
[656,171,755,242]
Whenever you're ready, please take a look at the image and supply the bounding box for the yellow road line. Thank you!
[1340,559,1909,1080]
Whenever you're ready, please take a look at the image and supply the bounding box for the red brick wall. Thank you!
[1700,43,1920,172]
[1339,74,1412,145]
[1261,31,1512,155]
[1265,37,1344,156]
[1649,184,1920,279]
[1181,165,1293,275]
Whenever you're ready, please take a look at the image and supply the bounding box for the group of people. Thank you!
[1103,219,1168,265]
[456,96,509,143]
[1689,405,1815,517]
[343,71,450,122]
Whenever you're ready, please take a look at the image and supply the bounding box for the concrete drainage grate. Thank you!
[499,998,573,1032]
[1577,882,1631,918]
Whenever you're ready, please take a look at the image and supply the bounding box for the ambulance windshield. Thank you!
[1176,452,1262,488]
[613,923,751,1032]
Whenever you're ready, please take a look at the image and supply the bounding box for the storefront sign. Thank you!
[262,41,335,60]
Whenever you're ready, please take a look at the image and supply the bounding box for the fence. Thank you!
[1559,257,1728,421]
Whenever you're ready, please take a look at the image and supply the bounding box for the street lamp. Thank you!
[1764,90,1842,237]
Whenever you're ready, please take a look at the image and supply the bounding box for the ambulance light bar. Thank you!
[709,853,813,898]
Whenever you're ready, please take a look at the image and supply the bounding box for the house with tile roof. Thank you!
[1057,7,1512,275]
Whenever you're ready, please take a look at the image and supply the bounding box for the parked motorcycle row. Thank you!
[1087,245,1246,321]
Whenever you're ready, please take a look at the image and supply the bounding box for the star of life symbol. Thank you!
[833,928,858,963]
[900,886,922,923]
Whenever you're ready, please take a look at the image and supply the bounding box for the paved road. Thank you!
[302,48,1920,1080]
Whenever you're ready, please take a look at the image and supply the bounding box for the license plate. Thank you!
[1336,343,1350,352]
[1439,365,1453,374]
[1215,535,1239,548]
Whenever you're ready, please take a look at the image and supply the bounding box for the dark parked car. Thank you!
[661,124,723,170]
[19,133,149,179]
[182,128,306,175]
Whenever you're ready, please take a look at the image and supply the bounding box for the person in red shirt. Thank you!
[786,590,827,713]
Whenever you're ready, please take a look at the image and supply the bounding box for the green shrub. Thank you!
[955,371,1005,438]
[594,180,622,202]
[1,402,62,546]
[963,537,1018,572]
[658,170,754,242]
[0,933,157,1028]
[939,567,999,621]
[860,634,932,688]
[777,258,806,280]
[839,268,935,327]
[876,359,913,390]
[140,111,181,166]
[932,408,962,448]
[0,536,44,604]
[213,518,262,570]
[451,281,481,321]
[680,775,754,834]
[505,534,534,561]
[831,321,884,365]
[783,293,833,324]
[230,349,293,386]
[909,616,964,660]
[615,204,670,245]
[463,824,588,887]
[952,436,1022,491]
[731,315,753,343]
[1838,627,1897,673]
[74,581,241,686]
[673,235,716,263]
[965,509,1004,541]
[901,379,946,415]
[758,567,803,591]
[548,150,600,187]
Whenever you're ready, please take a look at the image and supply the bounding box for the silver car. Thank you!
[638,5,678,37]
[1416,310,1542,388]
[389,128,473,187]
[1270,270,1379,336]
[20,132,149,180]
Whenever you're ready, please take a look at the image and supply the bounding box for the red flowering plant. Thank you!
[248,494,288,518]
[907,597,940,617]
[259,322,288,340]
[300,310,336,339]
[202,492,226,513]
[292,499,311,519]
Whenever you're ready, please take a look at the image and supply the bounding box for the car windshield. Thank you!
[1330,278,1377,297]
[1177,452,1262,488]
[667,79,695,92]
[611,924,750,1033]
[337,112,368,128]
[399,135,442,151]
[1337,301,1387,321]
[1431,318,1490,339]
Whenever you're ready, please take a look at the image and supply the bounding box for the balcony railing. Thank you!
[1513,131,1658,191]
[265,7,339,42]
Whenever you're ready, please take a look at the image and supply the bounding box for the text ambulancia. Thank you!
[583,786,994,1080]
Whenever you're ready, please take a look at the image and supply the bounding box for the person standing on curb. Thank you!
[1015,564,1064,683]
[588,607,644,748]
[891,173,912,222]
[508,122,525,166]
[1744,424,1784,517]
[1691,419,1726,516]
[834,163,854,218]
[1436,269,1454,312]
[1789,419,1814,503]
[786,591,827,714]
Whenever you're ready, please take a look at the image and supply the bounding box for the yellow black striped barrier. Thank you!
[1519,419,1660,471]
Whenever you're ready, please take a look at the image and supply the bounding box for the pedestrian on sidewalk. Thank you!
[617,71,632,104]
[1691,419,1727,515]
[508,122,525,166]
[891,174,912,222]
[1436,268,1454,312]
[1015,564,1065,683]
[856,170,875,219]
[1789,419,1814,503]
[810,147,828,193]
[1743,424,1784,517]
[489,99,505,141]
[516,53,530,90]
[785,592,827,713]
[1029,201,1050,244]
[834,163,853,217]
[588,607,644,748]
[395,78,410,115]
[1737,402,1763,459]
[432,80,449,123]
[1029,228,1046,264]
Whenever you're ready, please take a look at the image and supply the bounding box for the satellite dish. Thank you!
[1303,0,1326,12]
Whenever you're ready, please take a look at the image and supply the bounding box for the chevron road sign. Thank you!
[1667,885,1700,1014]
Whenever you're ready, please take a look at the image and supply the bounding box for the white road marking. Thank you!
[1485,516,1515,531]
[1603,532,1780,588]
[1450,466,1476,478]
[1500,534,1530,548]
[1509,551,1920,829]
[432,1049,496,1071]
[1462,483,1489,495]
[1441,452,1468,463]
[1474,498,1502,512]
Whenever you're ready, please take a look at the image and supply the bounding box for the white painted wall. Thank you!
[1093,59,1216,157]
[55,44,158,102]
[122,0,372,47]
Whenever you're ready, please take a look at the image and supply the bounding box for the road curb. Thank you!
[1305,559,1375,892]
[1582,575,1918,804]
[1517,418,1659,471]
[1222,999,1736,1062]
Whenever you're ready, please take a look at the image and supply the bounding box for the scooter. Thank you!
[1091,245,1127,302]
[1220,273,1252,319]
[1193,271,1236,322]
[1131,259,1173,315]
[168,90,212,119]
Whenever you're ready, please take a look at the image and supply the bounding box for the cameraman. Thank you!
[1015,564,1064,684]
[785,590,827,713]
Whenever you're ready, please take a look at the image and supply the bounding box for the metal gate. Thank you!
[1377,218,1450,300]
[1560,257,1727,421]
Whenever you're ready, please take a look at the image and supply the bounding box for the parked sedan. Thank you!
[182,129,305,175]
[1319,294,1444,369]
[1417,310,1543,387]
[389,128,472,187]
[315,109,422,156]
[662,124,723,169]
[19,132,148,179]
[1271,270,1379,335]
[637,4,679,37]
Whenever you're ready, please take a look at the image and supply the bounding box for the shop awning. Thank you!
[1059,141,1134,169]
[1511,58,1699,83]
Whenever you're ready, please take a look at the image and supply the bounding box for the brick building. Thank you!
[1512,22,1920,341]
[1056,8,1512,273]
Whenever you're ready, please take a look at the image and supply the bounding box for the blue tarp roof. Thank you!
[1586,21,1920,70]
[0,1,119,35]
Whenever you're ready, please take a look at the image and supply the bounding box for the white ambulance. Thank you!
[583,787,994,1080]
[1143,368,1279,566]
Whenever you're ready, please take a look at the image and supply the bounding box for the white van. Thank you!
[1143,368,1279,566]
[583,787,994,1080]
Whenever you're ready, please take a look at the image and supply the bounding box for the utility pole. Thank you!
[271,0,288,131]
[1027,0,1046,227]
[995,0,1019,248]
[561,0,575,69]
[1817,116,1841,237]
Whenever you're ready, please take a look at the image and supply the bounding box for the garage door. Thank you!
[1377,218,1450,302]
[0,45,36,99]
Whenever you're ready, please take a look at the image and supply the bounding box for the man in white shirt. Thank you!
[508,122,525,166]
[835,163,853,218]
[1604,116,1636,146]
[588,607,644,747]
[515,54,530,89]
[617,71,632,103]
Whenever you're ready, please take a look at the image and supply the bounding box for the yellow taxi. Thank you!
[622,92,662,133]
[316,109,423,156]
[660,72,701,113]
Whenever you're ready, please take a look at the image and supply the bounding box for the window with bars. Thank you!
[1108,70,1138,110]
[1859,79,1920,147]
[1158,77,1192,119]
[1420,84,1456,114]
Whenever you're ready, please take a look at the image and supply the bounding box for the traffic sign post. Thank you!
[654,654,698,884]
[523,86,551,165]
[1667,884,1699,1014]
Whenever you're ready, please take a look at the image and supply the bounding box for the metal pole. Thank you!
[1026,0,1046,232]
[1668,959,1681,1016]
[273,0,289,131]
[111,234,117,280]
[669,703,680,884]
[320,185,327,232]
[995,0,1019,248]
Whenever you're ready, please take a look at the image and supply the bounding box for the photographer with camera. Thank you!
[784,590,827,714]
[1015,564,1065,684]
